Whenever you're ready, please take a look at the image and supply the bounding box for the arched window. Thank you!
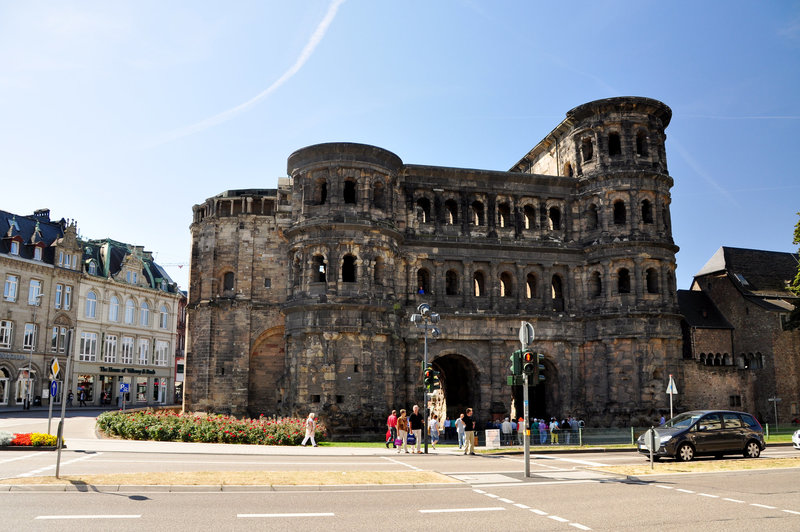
[445,199,458,225]
[497,203,511,228]
[500,271,514,298]
[223,272,234,291]
[551,275,564,311]
[523,205,536,230]
[417,269,431,295]
[140,301,150,326]
[159,305,169,329]
[88,261,97,275]
[548,206,561,230]
[312,255,326,283]
[416,198,431,224]
[473,271,485,297]
[445,270,460,295]
[85,291,97,318]
[343,180,357,204]
[315,179,328,205]
[641,199,653,224]
[618,268,631,294]
[613,200,626,225]
[587,204,599,230]
[125,299,135,324]
[342,254,357,283]
[108,296,119,322]
[526,273,537,298]
[373,257,384,286]
[636,131,648,156]
[372,182,385,209]
[471,201,484,226]
[608,132,621,156]
[590,272,602,298]
[581,138,593,162]
[646,268,659,294]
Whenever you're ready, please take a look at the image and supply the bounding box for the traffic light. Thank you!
[534,353,545,383]
[431,368,441,391]
[510,350,522,376]
[423,364,434,389]
[522,351,546,384]
[522,350,535,375]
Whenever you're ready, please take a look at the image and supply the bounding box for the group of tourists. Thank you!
[385,406,477,455]
[495,415,586,446]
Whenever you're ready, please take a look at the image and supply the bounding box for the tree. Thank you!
[786,212,800,330]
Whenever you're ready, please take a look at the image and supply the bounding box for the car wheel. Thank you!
[744,441,761,458]
[676,443,694,461]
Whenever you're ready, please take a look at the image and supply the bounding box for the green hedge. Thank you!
[96,411,326,445]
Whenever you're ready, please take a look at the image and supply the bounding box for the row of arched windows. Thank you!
[84,290,171,329]
[580,129,650,164]
[698,352,764,369]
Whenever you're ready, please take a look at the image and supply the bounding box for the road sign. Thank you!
[519,321,534,347]
[665,375,678,394]
[120,383,130,394]
[50,358,60,379]
[50,380,58,398]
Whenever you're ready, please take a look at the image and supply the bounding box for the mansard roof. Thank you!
[0,208,66,261]
[677,289,733,329]
[82,238,178,293]
[694,246,799,311]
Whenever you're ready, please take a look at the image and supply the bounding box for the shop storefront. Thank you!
[71,361,174,408]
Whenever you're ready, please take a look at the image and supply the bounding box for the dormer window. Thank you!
[9,241,19,255]
[88,261,97,275]
[126,271,138,284]
[33,246,42,261]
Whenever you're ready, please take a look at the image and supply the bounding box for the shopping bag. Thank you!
[407,433,416,445]
[394,438,403,446]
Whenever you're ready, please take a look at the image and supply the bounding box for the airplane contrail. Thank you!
[152,0,346,146]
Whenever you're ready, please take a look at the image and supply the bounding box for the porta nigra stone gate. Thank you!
[185,97,684,435]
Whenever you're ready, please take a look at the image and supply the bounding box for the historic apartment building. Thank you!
[186,96,688,433]
[678,247,800,425]
[0,209,182,410]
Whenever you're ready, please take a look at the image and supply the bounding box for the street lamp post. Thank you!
[24,292,43,410]
[768,396,781,431]
[411,303,440,454]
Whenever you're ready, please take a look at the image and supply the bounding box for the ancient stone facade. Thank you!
[185,97,685,433]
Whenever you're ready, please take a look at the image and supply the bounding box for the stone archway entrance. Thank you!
[429,353,480,422]
[511,357,559,421]
[247,328,285,418]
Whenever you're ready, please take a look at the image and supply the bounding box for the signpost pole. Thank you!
[55,329,73,479]
[47,381,55,435]
[519,321,534,479]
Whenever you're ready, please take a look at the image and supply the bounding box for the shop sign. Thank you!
[0,352,27,361]
[98,366,156,375]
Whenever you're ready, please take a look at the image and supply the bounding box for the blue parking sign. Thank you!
[120,383,130,394]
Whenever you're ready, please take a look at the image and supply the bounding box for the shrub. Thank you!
[0,431,12,446]
[96,410,327,446]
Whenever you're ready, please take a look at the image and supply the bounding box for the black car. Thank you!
[637,410,765,461]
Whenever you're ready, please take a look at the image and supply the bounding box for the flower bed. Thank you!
[0,431,59,447]
[96,410,326,445]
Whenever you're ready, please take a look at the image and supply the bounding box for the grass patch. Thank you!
[1,470,457,486]
[597,456,800,476]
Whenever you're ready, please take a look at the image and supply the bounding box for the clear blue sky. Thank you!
[2,1,799,291]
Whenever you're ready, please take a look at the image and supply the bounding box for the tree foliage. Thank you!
[786,212,800,330]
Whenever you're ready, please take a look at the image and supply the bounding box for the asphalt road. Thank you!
[2,410,799,531]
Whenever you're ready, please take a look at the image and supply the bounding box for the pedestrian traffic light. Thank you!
[431,369,441,391]
[510,350,522,376]
[534,353,545,383]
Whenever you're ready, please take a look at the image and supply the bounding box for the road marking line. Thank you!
[570,523,592,530]
[498,497,513,503]
[698,493,719,498]
[676,489,694,493]
[530,509,548,516]
[514,503,530,509]
[723,498,744,503]
[0,452,41,465]
[782,510,800,515]
[750,503,776,509]
[17,452,102,478]
[36,515,140,520]
[473,489,486,494]
[548,515,569,522]
[654,485,673,489]
[419,507,505,514]
[382,456,422,471]
[238,513,334,518]
[530,454,609,467]
[484,493,499,498]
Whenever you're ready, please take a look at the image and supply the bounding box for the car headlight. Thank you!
[659,435,673,444]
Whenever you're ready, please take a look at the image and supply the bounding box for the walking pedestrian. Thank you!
[67,391,74,407]
[455,413,466,449]
[386,409,398,448]
[409,405,423,454]
[301,412,318,447]
[396,409,410,453]
[463,408,476,455]
[501,417,512,445]
[78,389,87,407]
[539,419,548,445]
[428,414,440,450]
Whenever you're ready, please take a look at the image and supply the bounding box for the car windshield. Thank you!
[664,412,702,428]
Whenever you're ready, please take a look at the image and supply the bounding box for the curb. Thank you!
[0,481,464,493]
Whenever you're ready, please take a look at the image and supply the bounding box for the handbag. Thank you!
[407,433,416,445]
[394,438,403,446]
